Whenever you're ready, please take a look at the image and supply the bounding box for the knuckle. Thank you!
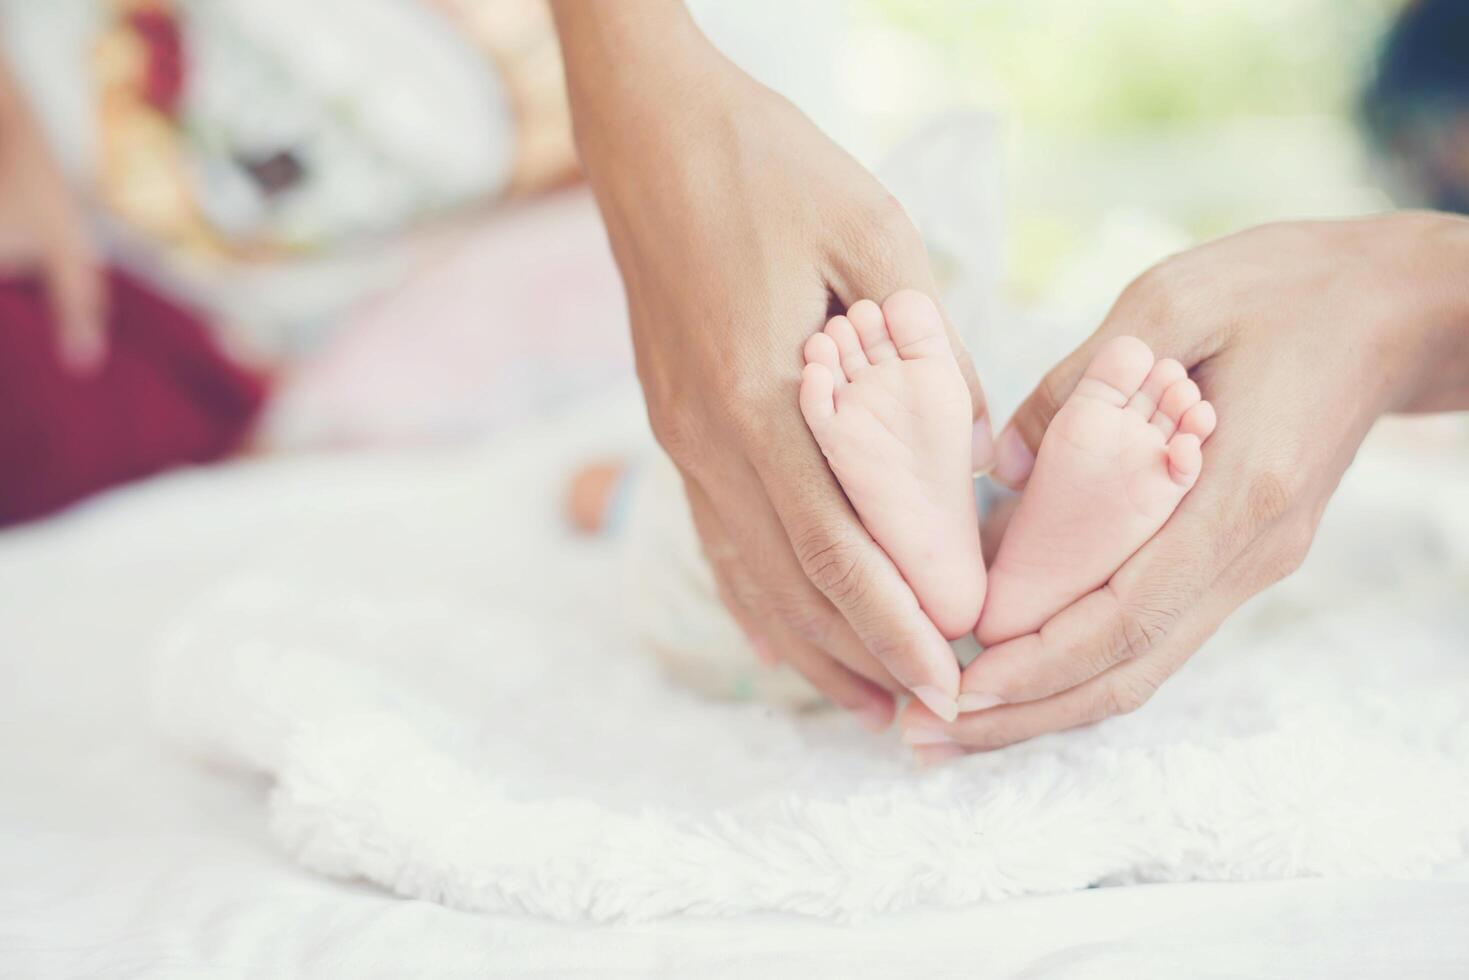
[1107,602,1177,665]
[842,196,925,276]
[1098,672,1158,719]
[1264,517,1316,583]
[792,528,870,607]
[876,203,923,253]
[1122,263,1180,319]
[1243,464,1301,534]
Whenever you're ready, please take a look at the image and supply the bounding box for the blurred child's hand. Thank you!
[0,53,107,375]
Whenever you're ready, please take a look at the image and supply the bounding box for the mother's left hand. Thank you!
[898,212,1469,761]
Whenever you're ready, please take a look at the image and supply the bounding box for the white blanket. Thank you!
[4,394,1469,976]
[146,396,1469,922]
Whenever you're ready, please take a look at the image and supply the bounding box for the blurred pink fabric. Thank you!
[271,189,633,447]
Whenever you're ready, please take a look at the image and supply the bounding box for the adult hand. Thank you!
[550,1,997,727]
[0,54,106,374]
[901,212,1469,759]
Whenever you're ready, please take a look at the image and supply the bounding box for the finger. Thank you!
[957,463,1246,708]
[684,477,775,659]
[746,412,962,718]
[687,471,904,693]
[912,743,966,768]
[43,249,107,375]
[773,618,896,733]
[687,476,896,731]
[905,594,1229,751]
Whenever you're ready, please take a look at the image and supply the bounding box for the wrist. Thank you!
[1381,211,1469,413]
[549,0,718,158]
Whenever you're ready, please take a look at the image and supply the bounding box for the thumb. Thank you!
[43,248,108,375]
[936,304,997,476]
[992,338,1097,490]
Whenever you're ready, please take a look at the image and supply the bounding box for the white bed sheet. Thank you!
[3,393,1468,979]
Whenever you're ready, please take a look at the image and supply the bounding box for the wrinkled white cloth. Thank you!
[150,407,1469,922]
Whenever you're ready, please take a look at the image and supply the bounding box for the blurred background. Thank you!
[0,0,1463,526]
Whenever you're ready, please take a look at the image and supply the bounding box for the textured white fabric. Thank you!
[3,396,1469,976]
[148,406,1469,922]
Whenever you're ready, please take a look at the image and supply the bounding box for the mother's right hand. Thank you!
[552,1,996,726]
[905,211,1469,756]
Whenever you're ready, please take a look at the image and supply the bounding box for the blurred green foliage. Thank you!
[867,0,1404,134]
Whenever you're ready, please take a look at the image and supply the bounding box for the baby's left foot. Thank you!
[798,291,985,639]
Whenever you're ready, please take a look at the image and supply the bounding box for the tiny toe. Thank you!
[1080,335,1155,405]
[1178,400,1216,442]
[803,332,846,390]
[1126,357,1186,417]
[847,299,898,362]
[1166,433,1203,486]
[881,289,951,360]
[825,315,869,378]
[799,363,837,431]
[1151,378,1200,437]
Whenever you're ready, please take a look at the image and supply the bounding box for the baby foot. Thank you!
[976,336,1216,645]
[798,290,985,638]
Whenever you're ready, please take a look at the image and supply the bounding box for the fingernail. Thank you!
[912,685,958,723]
[957,691,1005,713]
[992,427,1035,487]
[971,417,996,477]
[902,726,954,746]
[914,744,966,769]
[853,701,891,735]
[750,636,779,668]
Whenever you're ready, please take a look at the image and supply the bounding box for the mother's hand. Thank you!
[552,2,996,725]
[902,212,1469,757]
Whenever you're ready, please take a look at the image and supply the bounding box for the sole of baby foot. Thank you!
[798,290,986,639]
[975,336,1216,646]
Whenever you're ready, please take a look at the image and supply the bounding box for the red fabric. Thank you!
[0,269,267,527]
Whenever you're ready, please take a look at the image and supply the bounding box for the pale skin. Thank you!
[904,213,1469,761]
[549,0,995,725]
[0,50,106,374]
[547,3,1469,747]
[799,295,1216,726]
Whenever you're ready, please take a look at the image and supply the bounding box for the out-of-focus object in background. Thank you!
[1362,0,1469,213]
[92,0,576,264]
[0,268,267,527]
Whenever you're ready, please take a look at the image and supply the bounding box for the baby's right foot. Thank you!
[976,336,1215,645]
[798,291,985,639]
